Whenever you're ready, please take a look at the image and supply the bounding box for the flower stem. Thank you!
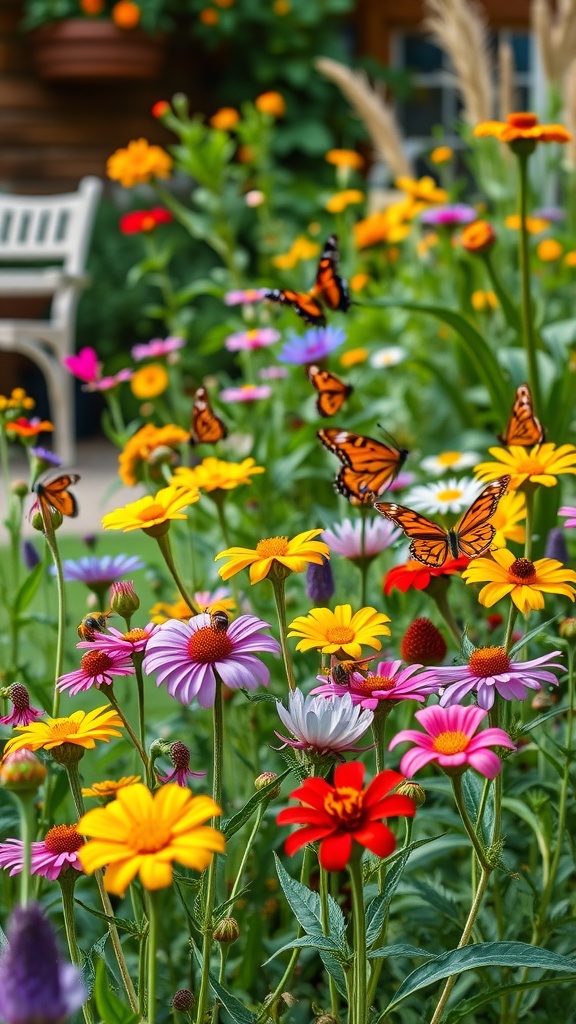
[430,587,462,648]
[59,872,95,1024]
[38,506,66,718]
[155,532,197,611]
[348,852,367,1024]
[270,577,296,692]
[359,509,368,607]
[14,792,36,907]
[320,866,339,1020]
[146,890,159,1024]
[451,774,490,872]
[517,155,542,418]
[133,654,147,760]
[105,688,149,773]
[229,805,264,903]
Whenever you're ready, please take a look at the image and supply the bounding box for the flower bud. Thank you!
[213,917,240,944]
[559,617,576,640]
[255,772,281,798]
[172,988,195,1011]
[109,581,140,617]
[21,540,40,570]
[31,508,63,532]
[305,557,334,602]
[0,750,47,793]
[395,779,426,807]
[544,527,569,564]
[11,480,29,499]
[531,690,552,710]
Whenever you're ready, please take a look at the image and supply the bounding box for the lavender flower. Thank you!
[278,326,346,365]
[55,554,144,587]
[420,204,477,227]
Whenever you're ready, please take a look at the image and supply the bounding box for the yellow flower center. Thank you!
[512,455,546,476]
[437,452,461,466]
[436,488,463,502]
[324,786,364,826]
[80,650,114,675]
[433,731,469,755]
[50,720,79,739]
[509,557,537,583]
[138,502,165,522]
[255,537,289,557]
[354,674,395,694]
[187,626,233,663]
[468,646,511,676]
[44,824,83,854]
[128,822,172,853]
[325,625,355,645]
[124,628,148,643]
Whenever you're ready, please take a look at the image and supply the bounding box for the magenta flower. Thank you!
[423,646,564,710]
[0,825,84,881]
[156,741,206,787]
[224,288,267,306]
[559,505,576,528]
[131,336,185,361]
[389,705,515,779]
[225,327,280,352]
[57,648,135,695]
[311,660,440,710]
[219,384,272,403]
[143,612,280,707]
[322,518,400,560]
[0,684,44,726]
[62,347,101,384]
[85,368,133,392]
[78,623,158,658]
[420,204,476,227]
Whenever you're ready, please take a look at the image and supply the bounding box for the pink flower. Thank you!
[322,518,400,560]
[78,623,158,657]
[85,368,133,392]
[224,288,267,306]
[143,612,280,708]
[131,337,186,361]
[389,705,515,779]
[57,648,135,695]
[424,646,564,710]
[62,347,101,384]
[225,328,280,352]
[311,660,440,711]
[155,741,206,787]
[0,824,84,880]
[386,471,415,492]
[0,684,44,726]
[559,505,576,528]
[259,366,288,380]
[220,384,272,403]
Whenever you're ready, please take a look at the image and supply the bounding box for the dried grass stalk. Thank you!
[424,0,493,125]
[498,41,515,121]
[314,56,413,180]
[532,0,576,84]
[565,59,576,168]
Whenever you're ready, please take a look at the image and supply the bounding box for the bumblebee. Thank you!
[209,610,229,631]
[77,612,112,641]
[331,655,375,686]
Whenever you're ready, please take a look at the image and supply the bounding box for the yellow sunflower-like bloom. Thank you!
[473,112,570,146]
[462,549,576,614]
[172,457,265,493]
[106,138,173,188]
[77,783,225,895]
[325,149,365,170]
[3,706,123,759]
[130,363,169,400]
[119,423,190,487]
[490,491,526,548]
[272,237,320,270]
[216,530,329,585]
[287,604,391,659]
[325,190,365,213]
[82,776,141,798]
[102,485,198,534]
[475,444,576,490]
[395,175,448,205]
[354,211,411,250]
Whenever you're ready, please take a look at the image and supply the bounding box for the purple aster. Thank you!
[422,646,565,710]
[0,683,44,726]
[0,825,84,881]
[420,204,477,226]
[30,447,63,467]
[156,741,206,787]
[55,554,145,587]
[143,612,280,708]
[57,647,135,695]
[78,622,158,656]
[278,326,346,365]
[275,690,373,755]
[0,903,86,1024]
[533,206,565,223]
[322,518,400,560]
[310,659,440,711]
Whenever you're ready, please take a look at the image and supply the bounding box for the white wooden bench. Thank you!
[0,176,103,463]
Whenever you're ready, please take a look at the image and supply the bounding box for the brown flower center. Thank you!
[255,537,289,557]
[187,626,233,663]
[80,650,114,676]
[468,646,511,676]
[324,786,364,827]
[433,731,469,755]
[44,824,83,854]
[325,625,355,645]
[354,674,396,694]
[507,112,537,128]
[509,557,536,583]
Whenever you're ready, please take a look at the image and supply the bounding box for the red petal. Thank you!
[363,769,404,807]
[288,777,332,809]
[285,825,330,857]
[333,762,365,791]
[318,832,353,871]
[353,823,396,859]
[367,794,416,821]
[277,807,328,826]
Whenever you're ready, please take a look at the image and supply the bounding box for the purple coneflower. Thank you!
[275,690,373,755]
[311,660,440,711]
[420,645,564,710]
[0,824,84,881]
[225,327,280,351]
[278,326,346,365]
[78,622,158,657]
[131,336,185,361]
[57,648,135,695]
[143,612,280,707]
[224,288,268,306]
[156,741,206,787]
[0,684,44,726]
[559,505,576,528]
[219,384,272,403]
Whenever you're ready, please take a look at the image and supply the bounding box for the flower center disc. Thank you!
[433,730,469,755]
[325,625,355,645]
[324,786,364,827]
[51,720,78,738]
[44,824,83,854]
[255,537,289,557]
[468,646,511,676]
[129,824,172,853]
[187,626,233,663]
[81,650,114,675]
[509,557,537,583]
[138,503,165,522]
[355,674,395,694]
[437,452,461,466]
[124,628,148,643]
[436,488,463,502]
[507,112,537,128]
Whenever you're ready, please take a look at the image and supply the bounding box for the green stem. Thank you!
[517,155,542,419]
[481,250,520,331]
[366,820,413,1007]
[270,577,296,692]
[348,852,367,1024]
[38,507,66,718]
[430,587,462,648]
[14,793,36,907]
[155,532,197,611]
[60,872,95,1024]
[452,774,490,872]
[105,688,149,773]
[359,510,368,608]
[133,655,147,762]
[320,866,339,1020]
[105,389,127,440]
[229,805,264,903]
[504,602,520,654]
[146,891,159,1024]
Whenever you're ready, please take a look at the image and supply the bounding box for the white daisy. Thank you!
[369,346,407,368]
[420,450,482,475]
[275,690,373,755]
[322,518,400,559]
[404,477,484,515]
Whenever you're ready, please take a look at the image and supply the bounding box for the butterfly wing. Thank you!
[313,234,350,313]
[499,384,544,447]
[263,288,326,326]
[191,387,227,445]
[34,471,80,518]
[319,428,408,499]
[373,501,450,567]
[306,365,353,417]
[454,476,510,558]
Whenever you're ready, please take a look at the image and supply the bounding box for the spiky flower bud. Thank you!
[172,989,195,1011]
[213,918,240,944]
[400,618,447,665]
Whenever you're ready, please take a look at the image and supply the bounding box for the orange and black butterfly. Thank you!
[373,476,510,568]
[33,470,80,519]
[306,364,353,417]
[498,384,544,447]
[264,235,350,326]
[190,387,227,445]
[318,428,409,505]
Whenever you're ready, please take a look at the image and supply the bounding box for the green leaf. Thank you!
[221,768,291,839]
[13,561,46,616]
[509,615,561,658]
[520,706,568,734]
[262,934,348,966]
[94,960,139,1024]
[73,898,141,937]
[444,974,576,1024]
[502,797,551,869]
[383,941,576,1014]
[368,943,433,960]
[192,947,255,1024]
[365,836,448,948]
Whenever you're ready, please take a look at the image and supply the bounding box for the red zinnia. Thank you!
[120,208,173,235]
[383,556,469,596]
[276,762,415,871]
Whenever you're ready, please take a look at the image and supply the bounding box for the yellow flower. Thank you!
[462,549,576,614]
[473,112,571,146]
[210,107,240,130]
[325,149,364,170]
[504,214,550,234]
[102,485,199,533]
[417,232,439,257]
[3,706,124,759]
[172,457,265,493]
[349,273,369,292]
[490,491,526,548]
[354,211,410,250]
[82,776,141,798]
[216,530,329,585]
[430,145,453,164]
[471,290,498,311]
[273,0,291,13]
[475,444,576,489]
[287,604,391,659]
[130,363,169,400]
[537,239,563,261]
[255,92,286,117]
[325,189,364,213]
[150,593,235,623]
[564,250,576,268]
[272,237,320,270]
[106,138,173,188]
[340,347,368,368]
[460,220,496,252]
[119,423,190,486]
[77,783,224,895]
[395,176,448,205]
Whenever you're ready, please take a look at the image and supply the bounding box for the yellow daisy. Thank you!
[490,491,526,548]
[77,783,225,895]
[395,175,448,205]
[172,457,265,493]
[106,138,173,188]
[462,549,576,614]
[130,363,169,400]
[82,776,141,798]
[102,485,199,534]
[3,706,124,758]
[287,604,391,659]
[325,189,364,213]
[216,530,329,585]
[475,444,576,489]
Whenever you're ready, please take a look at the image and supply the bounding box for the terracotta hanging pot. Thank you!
[31,20,167,81]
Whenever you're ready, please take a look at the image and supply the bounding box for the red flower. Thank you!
[276,762,415,871]
[119,208,173,235]
[151,100,170,119]
[5,417,53,438]
[383,556,469,596]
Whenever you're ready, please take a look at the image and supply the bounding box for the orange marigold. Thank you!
[111,0,141,28]
[255,92,286,117]
[119,423,190,486]
[460,220,496,253]
[474,112,571,147]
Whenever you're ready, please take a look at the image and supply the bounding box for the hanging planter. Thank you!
[30,20,167,81]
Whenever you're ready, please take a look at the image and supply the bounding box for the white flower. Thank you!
[404,477,484,514]
[322,518,400,559]
[420,451,482,475]
[275,690,373,754]
[369,346,406,368]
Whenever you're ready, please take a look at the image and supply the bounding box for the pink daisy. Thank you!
[225,328,280,352]
[78,622,159,657]
[219,384,272,403]
[259,366,288,380]
[143,612,280,707]
[322,518,400,560]
[224,288,268,306]
[131,336,185,361]
[389,705,515,779]
[311,659,441,711]
[84,368,133,393]
[0,825,84,881]
[57,648,135,695]
[559,505,576,528]
[0,684,44,726]
[425,646,564,710]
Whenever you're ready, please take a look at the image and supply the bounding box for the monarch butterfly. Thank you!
[499,384,544,447]
[33,470,80,519]
[190,387,227,445]
[373,476,510,568]
[318,428,409,505]
[306,364,353,417]
[264,235,350,326]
